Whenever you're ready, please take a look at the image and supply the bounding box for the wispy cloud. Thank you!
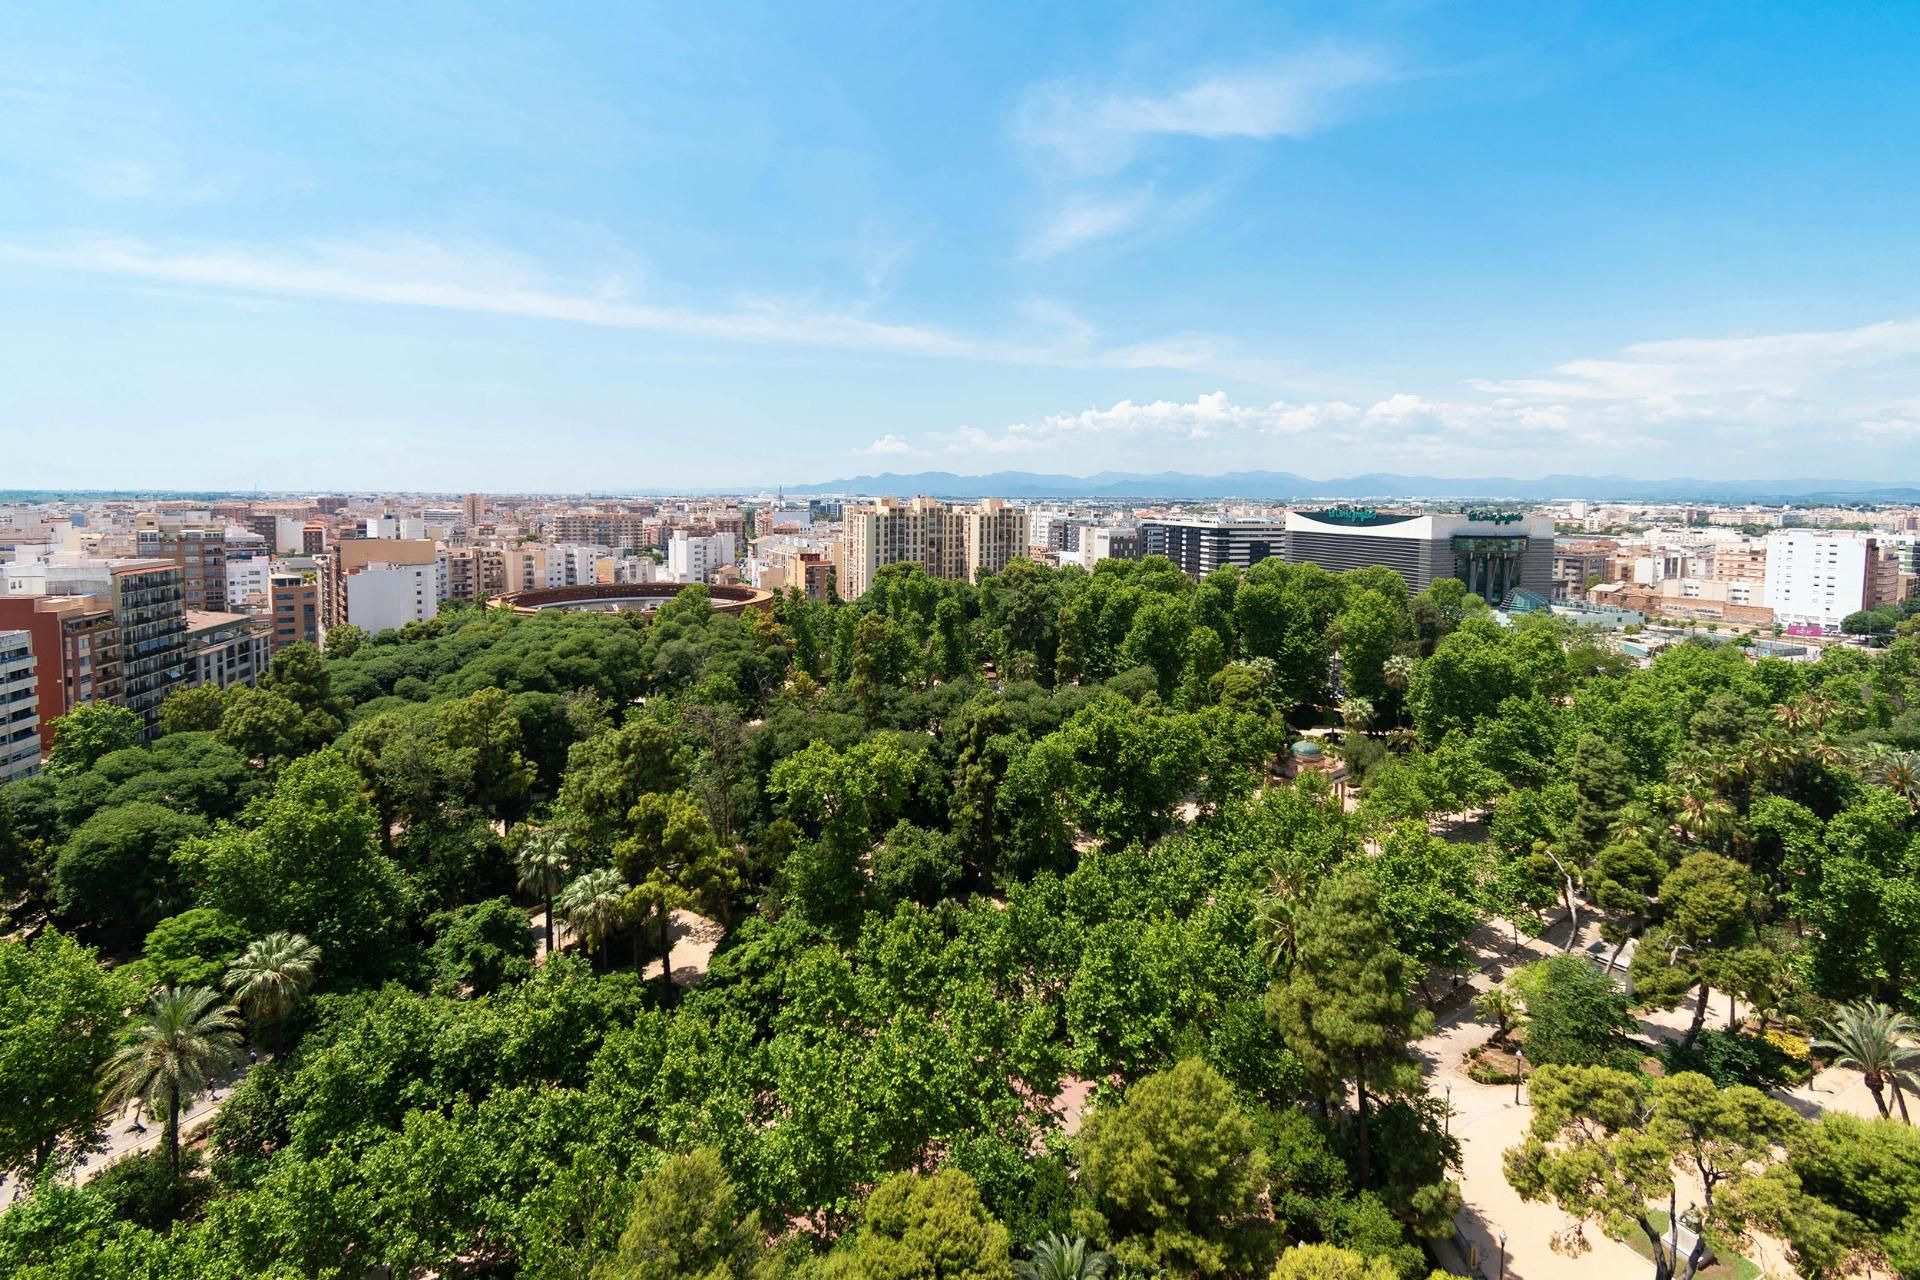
[1021,190,1153,260]
[1018,48,1398,175]
[0,231,1289,382]
[1,61,250,204]
[1010,48,1396,259]
[0,232,984,357]
[1475,317,1920,403]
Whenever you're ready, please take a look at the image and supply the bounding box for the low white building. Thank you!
[0,630,39,782]
[225,555,275,613]
[344,560,442,634]
[614,554,664,584]
[557,543,615,586]
[668,531,736,584]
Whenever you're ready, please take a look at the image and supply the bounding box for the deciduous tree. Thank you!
[1075,1058,1267,1277]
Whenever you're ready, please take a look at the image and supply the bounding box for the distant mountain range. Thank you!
[785,470,1920,504]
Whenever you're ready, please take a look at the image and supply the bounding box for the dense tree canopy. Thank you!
[5,558,1919,1279]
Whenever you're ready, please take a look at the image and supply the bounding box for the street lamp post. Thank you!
[1445,1084,1452,1135]
[1498,1230,1508,1280]
[1515,1048,1525,1104]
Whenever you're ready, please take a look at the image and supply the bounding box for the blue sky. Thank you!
[4,2,1920,490]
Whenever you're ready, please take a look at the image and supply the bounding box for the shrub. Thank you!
[1516,955,1637,1068]
[1661,1028,1806,1088]
[1465,1047,1522,1085]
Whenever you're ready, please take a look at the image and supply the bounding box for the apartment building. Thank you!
[344,562,442,635]
[502,544,568,595]
[1711,541,1768,585]
[837,497,1024,598]
[135,514,228,611]
[1092,526,1140,564]
[1763,530,1905,632]
[1551,539,1618,600]
[109,561,190,733]
[559,544,616,586]
[445,546,507,602]
[225,554,275,613]
[3,558,189,735]
[549,511,657,549]
[269,573,320,651]
[1029,509,1094,553]
[319,539,443,631]
[751,536,836,599]
[0,631,39,782]
[613,555,664,585]
[0,594,119,753]
[4,556,185,729]
[754,506,813,537]
[668,531,737,584]
[462,493,487,526]
[185,611,272,690]
[962,499,1029,583]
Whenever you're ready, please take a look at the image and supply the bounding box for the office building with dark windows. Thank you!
[1137,519,1288,578]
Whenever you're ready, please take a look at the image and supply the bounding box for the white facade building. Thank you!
[558,544,615,586]
[344,561,442,634]
[225,555,275,613]
[1763,530,1880,632]
[0,630,40,782]
[668,531,737,584]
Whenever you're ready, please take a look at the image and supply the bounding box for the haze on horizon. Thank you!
[4,3,1919,492]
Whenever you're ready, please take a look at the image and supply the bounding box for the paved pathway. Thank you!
[1417,916,1651,1280]
[0,1064,253,1209]
[530,907,724,987]
[1417,911,1903,1280]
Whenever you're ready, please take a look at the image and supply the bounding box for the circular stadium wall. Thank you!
[492,582,775,616]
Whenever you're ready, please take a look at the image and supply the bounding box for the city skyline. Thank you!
[6,4,1920,488]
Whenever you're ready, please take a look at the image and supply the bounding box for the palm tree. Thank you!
[516,828,571,956]
[558,867,628,966]
[1337,696,1375,735]
[1816,1000,1920,1122]
[1869,749,1920,810]
[1475,985,1522,1043]
[104,987,244,1188]
[1607,799,1664,845]
[1017,1234,1111,1280]
[1381,654,1415,693]
[1254,852,1317,976]
[224,932,321,1056]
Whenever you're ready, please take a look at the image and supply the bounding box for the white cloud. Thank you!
[884,313,1920,473]
[1018,48,1397,175]
[1475,317,1920,402]
[857,433,914,456]
[0,231,1285,381]
[923,390,1566,469]
[0,233,987,358]
[1022,190,1152,260]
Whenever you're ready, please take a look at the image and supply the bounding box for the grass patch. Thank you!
[1616,1208,1760,1280]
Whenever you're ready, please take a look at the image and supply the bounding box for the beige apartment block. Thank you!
[838,496,1028,598]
